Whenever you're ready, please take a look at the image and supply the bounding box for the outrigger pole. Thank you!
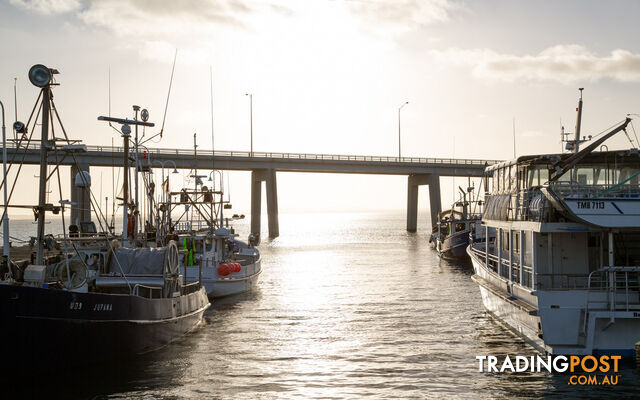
[549,117,632,182]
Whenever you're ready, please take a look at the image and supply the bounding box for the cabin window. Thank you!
[501,230,510,252]
[455,223,466,232]
[491,171,497,193]
[539,168,549,185]
[526,165,550,187]
[519,167,527,191]
[575,166,596,185]
[526,168,536,187]
[509,165,517,193]
[619,167,637,185]
[505,166,510,192]
[513,232,520,254]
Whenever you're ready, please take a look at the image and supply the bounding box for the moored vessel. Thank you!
[468,89,640,357]
[430,185,483,261]
[154,135,261,298]
[0,65,209,369]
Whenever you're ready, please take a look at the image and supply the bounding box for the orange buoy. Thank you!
[234,263,242,272]
[217,263,231,276]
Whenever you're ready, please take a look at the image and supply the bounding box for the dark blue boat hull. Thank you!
[0,283,209,370]
[437,230,471,260]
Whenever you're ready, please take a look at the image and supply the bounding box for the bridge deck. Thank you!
[5,144,500,176]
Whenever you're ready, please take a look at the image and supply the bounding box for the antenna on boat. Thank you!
[13,77,18,140]
[512,117,516,158]
[107,67,121,136]
[159,49,178,139]
[210,66,215,172]
[574,88,584,154]
[560,118,564,152]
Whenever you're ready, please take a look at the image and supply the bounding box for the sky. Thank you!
[2,0,640,229]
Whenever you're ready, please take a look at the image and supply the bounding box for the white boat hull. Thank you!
[182,259,262,298]
[563,198,640,227]
[468,245,640,357]
[468,248,545,352]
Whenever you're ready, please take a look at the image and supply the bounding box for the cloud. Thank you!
[9,0,452,65]
[432,45,640,83]
[344,0,455,33]
[9,0,81,14]
[78,0,255,37]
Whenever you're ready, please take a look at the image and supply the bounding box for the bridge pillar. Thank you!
[70,163,91,226]
[406,174,441,232]
[251,169,279,239]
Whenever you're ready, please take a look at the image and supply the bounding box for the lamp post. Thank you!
[398,101,408,159]
[208,170,223,192]
[245,93,253,156]
[153,160,178,205]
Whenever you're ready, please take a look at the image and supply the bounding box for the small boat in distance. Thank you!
[430,185,483,261]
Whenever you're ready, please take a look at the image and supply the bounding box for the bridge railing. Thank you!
[6,143,500,166]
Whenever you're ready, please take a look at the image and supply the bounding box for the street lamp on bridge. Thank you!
[245,93,253,157]
[398,101,408,159]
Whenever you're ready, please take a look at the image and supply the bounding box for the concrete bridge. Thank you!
[5,144,500,237]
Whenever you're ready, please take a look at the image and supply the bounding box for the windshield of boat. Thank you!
[487,152,640,195]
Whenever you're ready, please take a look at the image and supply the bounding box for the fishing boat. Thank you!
[429,185,483,260]
[153,135,261,298]
[468,88,640,357]
[0,65,209,369]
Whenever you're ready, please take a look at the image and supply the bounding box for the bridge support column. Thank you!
[406,174,441,232]
[251,169,279,239]
[70,163,91,226]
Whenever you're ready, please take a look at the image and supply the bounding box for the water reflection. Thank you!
[3,212,640,398]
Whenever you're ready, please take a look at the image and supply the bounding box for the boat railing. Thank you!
[536,273,591,290]
[470,243,533,288]
[587,266,640,311]
[133,283,162,299]
[175,221,192,233]
[175,220,212,233]
[182,281,201,295]
[549,181,640,199]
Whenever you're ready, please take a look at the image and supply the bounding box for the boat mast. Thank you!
[35,81,51,265]
[193,133,197,223]
[133,105,140,238]
[122,124,131,245]
[574,88,584,154]
[97,115,154,244]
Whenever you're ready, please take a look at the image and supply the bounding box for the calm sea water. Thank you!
[4,212,640,399]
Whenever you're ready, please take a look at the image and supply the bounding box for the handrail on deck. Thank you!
[587,266,640,312]
[133,283,162,299]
